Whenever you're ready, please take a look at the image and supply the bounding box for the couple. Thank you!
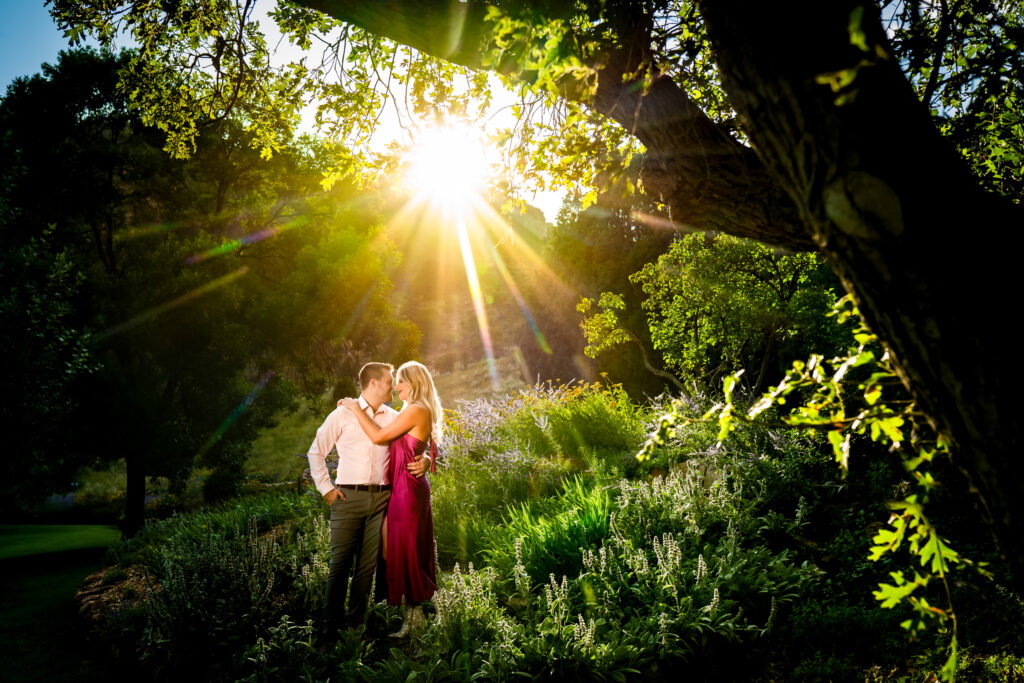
[306,361,443,639]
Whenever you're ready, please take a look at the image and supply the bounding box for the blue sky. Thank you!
[0,2,76,89]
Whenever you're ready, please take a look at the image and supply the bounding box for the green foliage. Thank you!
[643,296,996,681]
[0,224,95,509]
[424,462,813,681]
[100,492,342,679]
[245,403,320,483]
[431,382,639,568]
[631,232,848,391]
[430,381,650,570]
[79,375,1024,680]
[141,519,283,674]
[108,492,317,568]
[577,292,633,358]
[485,477,612,583]
[0,49,418,524]
[955,650,1024,682]
[494,381,648,459]
[544,197,678,395]
[887,1,1024,202]
[239,614,371,683]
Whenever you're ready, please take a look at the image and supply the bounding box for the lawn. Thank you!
[0,524,120,560]
[0,525,121,682]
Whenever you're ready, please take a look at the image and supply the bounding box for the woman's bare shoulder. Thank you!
[401,403,430,417]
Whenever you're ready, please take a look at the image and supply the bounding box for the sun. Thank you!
[402,125,493,208]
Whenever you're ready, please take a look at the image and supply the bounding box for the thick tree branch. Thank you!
[298,0,814,250]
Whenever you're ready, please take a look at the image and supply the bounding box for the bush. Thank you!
[139,519,285,676]
[238,615,370,683]
[87,379,1024,681]
[108,491,317,568]
[492,381,648,460]
[420,465,814,681]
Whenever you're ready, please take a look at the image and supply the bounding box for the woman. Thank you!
[340,360,443,637]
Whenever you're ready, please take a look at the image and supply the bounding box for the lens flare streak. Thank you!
[196,371,276,458]
[185,215,310,265]
[486,240,551,354]
[96,266,249,340]
[629,210,692,232]
[117,221,183,240]
[456,215,500,390]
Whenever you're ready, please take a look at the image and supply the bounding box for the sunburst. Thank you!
[402,125,493,209]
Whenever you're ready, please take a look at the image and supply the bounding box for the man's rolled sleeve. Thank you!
[307,409,345,497]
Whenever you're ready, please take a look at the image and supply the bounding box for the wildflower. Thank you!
[694,554,708,584]
[705,587,720,614]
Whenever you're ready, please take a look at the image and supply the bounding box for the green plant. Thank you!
[485,476,611,583]
[108,491,316,568]
[140,519,284,675]
[239,614,371,683]
[430,563,526,678]
[644,296,993,681]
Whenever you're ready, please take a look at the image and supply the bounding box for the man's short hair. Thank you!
[358,362,394,390]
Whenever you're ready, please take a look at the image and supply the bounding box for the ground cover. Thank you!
[62,383,1024,680]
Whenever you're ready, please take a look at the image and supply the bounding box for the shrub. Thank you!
[108,491,316,568]
[417,467,814,681]
[139,519,284,676]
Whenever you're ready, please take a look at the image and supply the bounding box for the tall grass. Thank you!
[484,476,612,583]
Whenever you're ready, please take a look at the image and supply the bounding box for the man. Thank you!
[307,361,429,636]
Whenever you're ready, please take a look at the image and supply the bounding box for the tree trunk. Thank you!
[123,452,146,538]
[696,0,1024,589]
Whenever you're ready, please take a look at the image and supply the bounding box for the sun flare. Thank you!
[403,126,493,208]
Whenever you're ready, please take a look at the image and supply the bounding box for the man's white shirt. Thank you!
[307,396,398,496]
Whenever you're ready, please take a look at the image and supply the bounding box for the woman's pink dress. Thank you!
[385,433,437,605]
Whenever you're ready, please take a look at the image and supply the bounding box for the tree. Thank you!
[1,48,417,532]
[0,223,95,512]
[631,233,846,395]
[550,192,681,396]
[51,0,1024,584]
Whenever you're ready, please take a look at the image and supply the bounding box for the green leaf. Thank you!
[828,430,851,470]
[873,571,923,609]
[848,6,870,52]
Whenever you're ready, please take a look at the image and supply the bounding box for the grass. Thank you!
[246,402,320,482]
[0,524,121,560]
[0,525,122,682]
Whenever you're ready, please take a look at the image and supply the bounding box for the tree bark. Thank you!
[696,0,1024,589]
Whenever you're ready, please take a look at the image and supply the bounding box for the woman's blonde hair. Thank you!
[396,361,444,444]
